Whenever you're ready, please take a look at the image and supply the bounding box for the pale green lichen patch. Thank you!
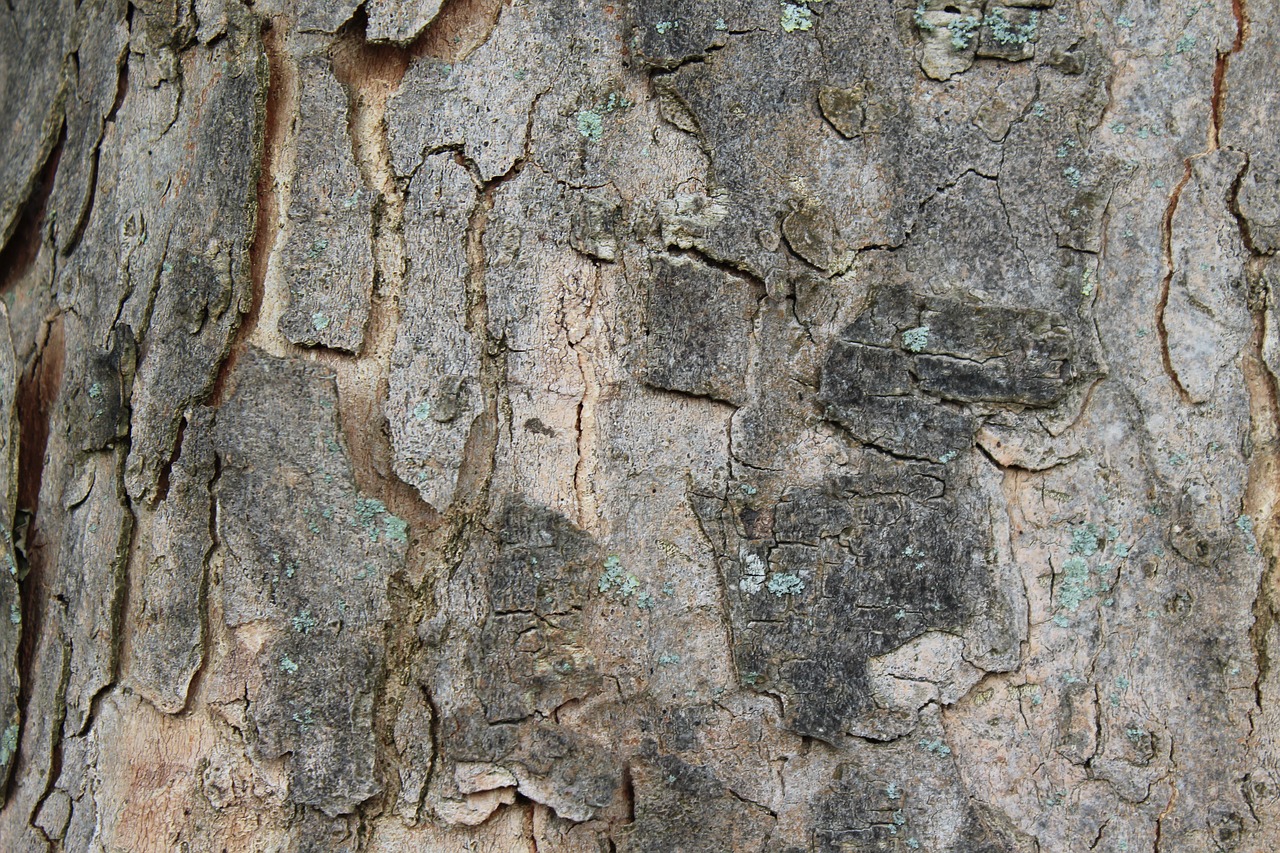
[1238,514,1257,552]
[913,3,934,32]
[292,709,315,732]
[949,15,981,49]
[291,610,317,633]
[739,553,766,594]
[384,514,408,543]
[351,496,405,544]
[918,737,952,756]
[986,8,1039,45]
[354,497,386,526]
[781,2,814,32]
[280,656,299,674]
[576,110,603,140]
[598,555,624,591]
[1057,556,1091,611]
[576,93,631,143]
[767,572,805,596]
[598,555,640,601]
[412,400,432,421]
[0,723,17,766]
[902,326,930,352]
[1069,523,1102,557]
[311,312,331,331]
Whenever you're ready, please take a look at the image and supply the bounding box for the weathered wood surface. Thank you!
[2,1,1279,850]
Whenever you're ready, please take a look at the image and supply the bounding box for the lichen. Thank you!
[292,709,315,732]
[311,312,331,331]
[1069,523,1102,557]
[1058,556,1092,611]
[781,2,813,33]
[902,326,930,352]
[576,110,603,141]
[985,8,1039,45]
[739,553,767,594]
[766,572,805,596]
[918,737,952,756]
[279,656,299,674]
[291,610,317,633]
[949,15,981,50]
[598,555,623,592]
[598,555,639,600]
[601,92,632,113]
[913,3,934,33]
[385,514,408,543]
[0,723,17,766]
[355,497,386,525]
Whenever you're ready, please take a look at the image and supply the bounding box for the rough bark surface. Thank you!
[2,1,1279,850]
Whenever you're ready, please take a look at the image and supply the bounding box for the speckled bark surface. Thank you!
[1,1,1279,850]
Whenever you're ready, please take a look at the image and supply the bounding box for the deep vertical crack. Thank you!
[208,17,289,406]
[1155,0,1249,405]
[1155,162,1195,404]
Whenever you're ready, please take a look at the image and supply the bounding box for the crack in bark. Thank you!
[1157,0,1250,406]
[208,17,288,406]
[1156,157,1198,406]
[0,131,62,301]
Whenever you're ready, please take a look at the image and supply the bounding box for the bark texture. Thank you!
[2,0,1279,850]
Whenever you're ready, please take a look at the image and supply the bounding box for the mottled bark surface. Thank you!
[2,1,1280,850]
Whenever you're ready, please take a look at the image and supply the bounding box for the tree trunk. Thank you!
[2,0,1279,850]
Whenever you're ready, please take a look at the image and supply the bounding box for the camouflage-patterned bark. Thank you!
[2,1,1279,850]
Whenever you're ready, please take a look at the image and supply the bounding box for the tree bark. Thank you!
[2,0,1279,850]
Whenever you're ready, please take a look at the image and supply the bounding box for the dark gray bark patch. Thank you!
[277,55,375,354]
[695,451,1020,743]
[214,349,406,814]
[640,255,756,406]
[130,407,215,714]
